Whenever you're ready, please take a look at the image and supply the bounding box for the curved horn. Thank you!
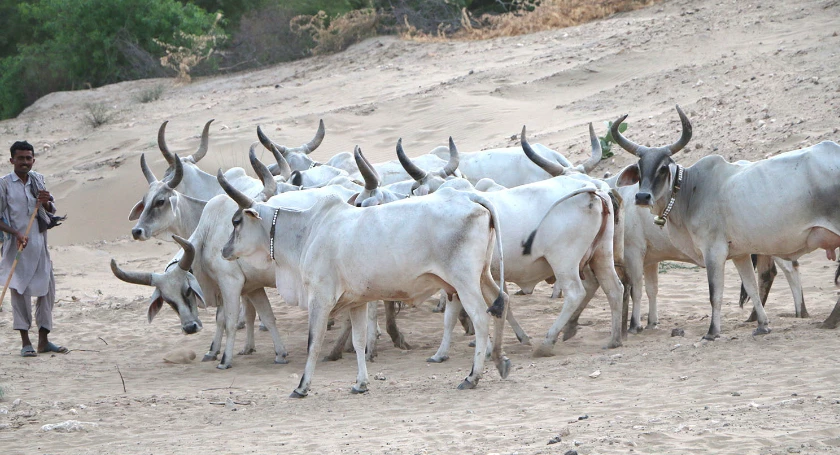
[610,114,644,156]
[249,143,277,197]
[189,119,214,163]
[157,121,176,165]
[302,119,325,155]
[166,153,183,189]
[110,259,153,286]
[354,146,379,190]
[396,138,427,181]
[442,137,460,176]
[268,143,292,180]
[521,126,566,177]
[580,123,603,174]
[666,105,693,155]
[140,153,157,184]
[257,125,289,157]
[172,235,195,271]
[217,169,255,209]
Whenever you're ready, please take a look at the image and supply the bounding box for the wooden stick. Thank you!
[0,206,39,311]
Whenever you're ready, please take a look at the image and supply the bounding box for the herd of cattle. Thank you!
[110,105,840,398]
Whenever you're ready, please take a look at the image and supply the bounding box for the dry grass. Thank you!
[291,9,380,56]
[403,0,661,41]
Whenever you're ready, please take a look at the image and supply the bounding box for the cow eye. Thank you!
[183,287,193,298]
[232,217,241,226]
[154,199,165,207]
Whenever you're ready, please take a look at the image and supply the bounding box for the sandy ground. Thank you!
[1,0,840,453]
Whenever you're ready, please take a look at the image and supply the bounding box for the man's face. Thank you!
[10,149,35,175]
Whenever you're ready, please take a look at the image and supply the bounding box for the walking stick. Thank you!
[0,206,40,311]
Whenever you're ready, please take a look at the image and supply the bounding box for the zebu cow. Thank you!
[400,128,625,356]
[429,138,595,188]
[257,121,459,185]
[611,105,840,339]
[218,173,512,397]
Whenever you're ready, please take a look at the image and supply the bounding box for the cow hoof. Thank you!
[798,310,809,319]
[274,357,289,365]
[604,339,622,349]
[457,379,478,390]
[350,384,369,394]
[496,357,511,379]
[259,324,268,332]
[468,340,476,348]
[432,306,445,313]
[427,355,448,363]
[289,389,308,399]
[323,353,342,362]
[628,324,643,334]
[753,326,772,336]
[236,321,246,330]
[238,348,256,356]
[202,354,217,362]
[216,363,231,370]
[646,323,659,330]
[532,343,555,358]
[395,340,413,350]
[518,336,532,346]
[562,327,578,341]
[702,333,720,341]
[514,290,527,296]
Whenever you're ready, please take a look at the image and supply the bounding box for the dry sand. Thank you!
[1,0,840,453]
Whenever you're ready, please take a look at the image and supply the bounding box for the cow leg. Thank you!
[505,305,530,345]
[745,255,776,322]
[534,271,586,357]
[820,296,840,329]
[625,253,646,333]
[349,304,370,394]
[384,301,412,350]
[236,304,247,330]
[775,258,807,318]
[456,288,492,389]
[291,298,332,398]
[324,313,351,361]
[429,295,462,363]
[365,302,378,362]
[702,248,728,340]
[239,298,257,355]
[217,286,244,369]
[590,251,625,349]
[562,267,600,341]
[458,307,475,335]
[203,306,224,362]
[732,255,771,336]
[481,272,511,379]
[643,261,660,329]
[433,290,447,312]
[245,289,288,364]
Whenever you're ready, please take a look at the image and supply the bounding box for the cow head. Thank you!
[398,137,460,196]
[129,153,184,240]
[110,235,205,334]
[613,105,692,209]
[217,170,268,262]
[157,119,214,166]
[256,120,325,172]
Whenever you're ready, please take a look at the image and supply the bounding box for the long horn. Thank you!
[257,125,289,157]
[302,119,325,155]
[521,126,567,177]
[354,146,379,190]
[189,119,214,163]
[580,123,603,174]
[217,169,254,208]
[396,138,427,181]
[110,259,153,286]
[610,114,644,156]
[172,235,195,271]
[166,153,183,189]
[157,121,176,165]
[666,105,693,155]
[442,137,460,176]
[249,143,277,197]
[140,153,157,184]
[263,139,292,180]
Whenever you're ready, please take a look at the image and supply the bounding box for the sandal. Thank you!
[39,342,69,354]
[20,345,37,357]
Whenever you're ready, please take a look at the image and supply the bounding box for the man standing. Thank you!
[0,141,66,357]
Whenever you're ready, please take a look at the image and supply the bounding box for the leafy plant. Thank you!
[599,120,628,159]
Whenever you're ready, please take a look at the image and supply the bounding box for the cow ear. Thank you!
[616,164,640,187]
[347,193,359,206]
[360,196,380,207]
[148,289,164,323]
[169,195,178,212]
[128,201,144,221]
[186,274,206,308]
[243,208,262,220]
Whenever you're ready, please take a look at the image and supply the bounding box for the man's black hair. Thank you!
[10,140,34,158]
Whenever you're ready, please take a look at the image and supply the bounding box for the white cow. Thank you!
[218,174,511,397]
[611,105,840,339]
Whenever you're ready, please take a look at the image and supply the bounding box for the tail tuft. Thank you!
[487,292,506,318]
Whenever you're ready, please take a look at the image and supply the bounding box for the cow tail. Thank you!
[465,192,506,318]
[521,186,600,256]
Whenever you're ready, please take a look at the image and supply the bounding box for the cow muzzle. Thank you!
[131,227,146,240]
[634,192,653,206]
[182,321,202,334]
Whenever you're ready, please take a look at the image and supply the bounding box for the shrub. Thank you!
[133,84,167,104]
[218,4,313,71]
[84,103,117,128]
[154,13,226,82]
[291,8,380,55]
